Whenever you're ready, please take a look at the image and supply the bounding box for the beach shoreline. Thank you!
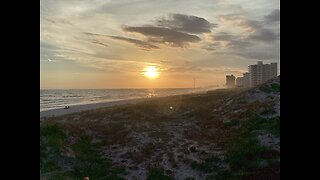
[40,90,211,118]
[40,98,149,118]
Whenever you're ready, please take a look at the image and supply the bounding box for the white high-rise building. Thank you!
[236,77,244,87]
[226,74,235,88]
[248,61,277,87]
[243,72,250,88]
[270,63,278,78]
[236,72,250,88]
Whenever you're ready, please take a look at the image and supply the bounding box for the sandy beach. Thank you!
[40,89,211,118]
[40,98,150,118]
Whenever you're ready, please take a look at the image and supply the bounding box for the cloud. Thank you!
[91,40,109,47]
[212,32,240,42]
[165,66,202,73]
[211,32,251,49]
[83,32,99,36]
[212,50,278,60]
[202,42,221,51]
[119,13,213,48]
[217,14,261,32]
[40,41,58,50]
[248,28,279,42]
[232,50,279,60]
[202,46,216,51]
[84,32,159,50]
[42,17,74,26]
[264,9,280,22]
[108,36,160,50]
[123,26,201,47]
[203,30,279,60]
[156,13,217,34]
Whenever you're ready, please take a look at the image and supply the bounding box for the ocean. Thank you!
[40,88,212,112]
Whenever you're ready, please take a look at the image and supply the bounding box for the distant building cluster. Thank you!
[226,61,278,88]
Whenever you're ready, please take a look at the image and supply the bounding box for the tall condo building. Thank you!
[248,61,277,87]
[243,72,250,87]
[236,72,250,87]
[236,77,244,87]
[226,74,235,88]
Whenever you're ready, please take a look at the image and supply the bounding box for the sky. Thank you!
[40,0,280,89]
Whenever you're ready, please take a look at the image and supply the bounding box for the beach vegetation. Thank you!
[215,114,280,179]
[184,177,196,180]
[259,83,280,93]
[223,119,240,128]
[40,123,125,179]
[260,107,277,115]
[146,168,173,180]
[191,156,223,173]
[40,77,280,179]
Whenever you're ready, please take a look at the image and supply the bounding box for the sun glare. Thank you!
[143,66,159,79]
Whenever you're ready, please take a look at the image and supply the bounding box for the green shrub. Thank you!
[147,168,173,180]
[184,177,196,180]
[40,123,125,179]
[227,138,271,170]
[142,143,156,156]
[70,135,124,179]
[245,116,280,137]
[266,116,280,137]
[189,146,197,153]
[40,123,67,154]
[270,83,280,92]
[218,115,280,179]
[260,107,276,115]
[191,156,223,173]
[259,83,280,93]
[223,119,240,128]
[40,124,71,178]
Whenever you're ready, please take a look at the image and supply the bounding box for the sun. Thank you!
[143,66,159,79]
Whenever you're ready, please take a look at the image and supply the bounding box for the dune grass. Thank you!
[40,123,125,179]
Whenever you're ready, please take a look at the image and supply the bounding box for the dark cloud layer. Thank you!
[108,36,159,50]
[265,9,280,22]
[91,40,109,47]
[123,26,201,47]
[207,11,280,54]
[119,13,215,48]
[84,32,159,50]
[206,28,279,60]
[156,13,217,34]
